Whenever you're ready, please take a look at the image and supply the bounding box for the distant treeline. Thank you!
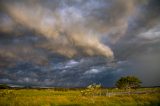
[0,84,160,91]
[0,84,86,91]
[0,84,11,89]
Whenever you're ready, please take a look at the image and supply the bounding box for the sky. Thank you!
[0,0,160,87]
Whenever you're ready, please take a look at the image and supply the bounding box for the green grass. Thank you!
[0,88,160,106]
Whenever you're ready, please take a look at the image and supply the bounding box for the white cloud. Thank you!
[84,68,100,74]
[65,60,79,68]
[138,26,160,40]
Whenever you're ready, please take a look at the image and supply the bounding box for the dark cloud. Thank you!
[0,0,160,87]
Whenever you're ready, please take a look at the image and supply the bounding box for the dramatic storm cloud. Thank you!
[0,0,160,87]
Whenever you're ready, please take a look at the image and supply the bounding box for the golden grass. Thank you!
[0,88,160,106]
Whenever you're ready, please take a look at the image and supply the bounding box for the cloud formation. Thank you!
[0,0,160,87]
[2,0,114,59]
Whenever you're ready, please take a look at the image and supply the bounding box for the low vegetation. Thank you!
[0,87,160,106]
[0,76,159,106]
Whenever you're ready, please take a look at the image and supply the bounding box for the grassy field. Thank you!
[0,88,160,106]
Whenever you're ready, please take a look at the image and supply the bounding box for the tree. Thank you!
[116,76,142,89]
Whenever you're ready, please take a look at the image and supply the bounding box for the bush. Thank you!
[81,83,102,96]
